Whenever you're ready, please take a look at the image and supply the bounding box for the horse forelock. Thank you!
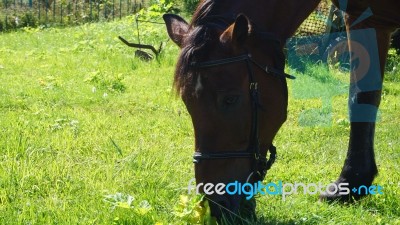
[173,0,232,96]
[174,25,221,96]
[191,0,220,27]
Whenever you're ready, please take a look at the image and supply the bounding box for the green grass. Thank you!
[0,19,399,224]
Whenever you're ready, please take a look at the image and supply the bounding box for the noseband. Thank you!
[190,33,295,182]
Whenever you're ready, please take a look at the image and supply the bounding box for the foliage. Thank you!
[0,0,194,32]
[0,0,148,32]
[0,10,38,31]
[173,195,216,224]
[183,0,199,13]
[135,0,174,21]
[20,11,38,27]
[84,70,126,93]
[385,48,400,82]
[103,192,152,214]
[124,0,173,58]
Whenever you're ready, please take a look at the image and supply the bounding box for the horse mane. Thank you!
[190,0,221,26]
[173,0,225,95]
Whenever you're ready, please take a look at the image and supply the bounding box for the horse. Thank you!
[163,0,400,221]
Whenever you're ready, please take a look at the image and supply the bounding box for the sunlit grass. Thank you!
[0,19,399,224]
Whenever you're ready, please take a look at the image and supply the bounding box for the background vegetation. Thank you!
[0,0,198,32]
[0,1,399,224]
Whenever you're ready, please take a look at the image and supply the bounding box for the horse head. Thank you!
[164,13,290,220]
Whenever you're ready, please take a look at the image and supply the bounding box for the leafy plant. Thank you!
[135,0,174,21]
[386,48,400,76]
[104,193,152,215]
[21,11,38,27]
[173,195,217,224]
[84,70,126,93]
[0,19,4,31]
[183,0,199,13]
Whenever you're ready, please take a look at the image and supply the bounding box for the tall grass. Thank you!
[0,18,399,224]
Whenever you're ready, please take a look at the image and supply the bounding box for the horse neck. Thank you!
[195,0,322,41]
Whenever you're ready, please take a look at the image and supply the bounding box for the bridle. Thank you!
[189,31,295,182]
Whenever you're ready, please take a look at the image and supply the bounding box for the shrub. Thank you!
[21,11,38,27]
[183,0,199,13]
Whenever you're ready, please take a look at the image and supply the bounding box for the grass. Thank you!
[0,19,399,224]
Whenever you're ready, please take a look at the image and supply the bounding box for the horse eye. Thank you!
[224,95,239,105]
[217,92,242,111]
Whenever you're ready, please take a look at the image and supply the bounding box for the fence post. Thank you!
[74,0,77,24]
[61,3,63,24]
[67,0,70,24]
[112,0,115,20]
[4,0,7,31]
[46,0,49,25]
[89,0,92,21]
[97,0,99,21]
[53,0,56,23]
[38,0,41,23]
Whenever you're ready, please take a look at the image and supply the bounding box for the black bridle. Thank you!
[190,38,295,182]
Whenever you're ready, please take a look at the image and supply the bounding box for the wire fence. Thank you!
[295,0,332,36]
[0,0,150,31]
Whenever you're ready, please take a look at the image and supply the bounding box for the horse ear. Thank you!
[163,14,189,48]
[221,14,251,46]
[233,14,251,44]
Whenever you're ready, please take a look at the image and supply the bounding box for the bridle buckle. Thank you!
[249,82,258,91]
[254,153,260,160]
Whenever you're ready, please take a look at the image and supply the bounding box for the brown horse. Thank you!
[163,0,400,221]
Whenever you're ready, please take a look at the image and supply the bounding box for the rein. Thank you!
[190,39,295,181]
